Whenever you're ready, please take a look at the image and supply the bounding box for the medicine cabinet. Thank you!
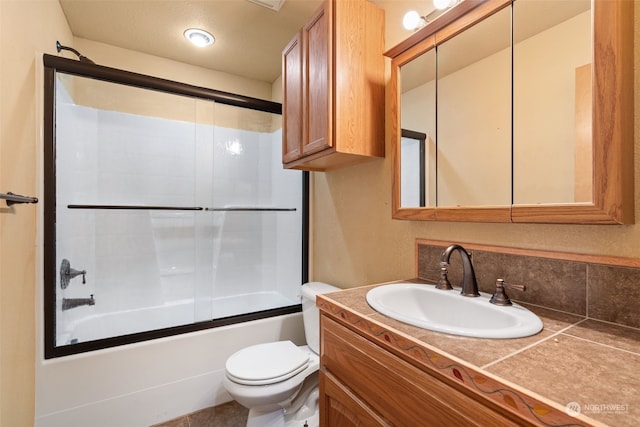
[387,0,633,224]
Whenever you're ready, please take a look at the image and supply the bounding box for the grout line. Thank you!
[585,264,590,319]
[579,316,640,333]
[483,317,640,370]
[519,298,640,334]
[514,300,586,319]
[560,326,640,357]
[481,320,588,370]
[481,333,559,370]
[552,318,589,334]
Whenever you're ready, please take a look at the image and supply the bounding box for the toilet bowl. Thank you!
[223,282,339,427]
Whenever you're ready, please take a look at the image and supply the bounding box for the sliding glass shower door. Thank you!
[44,55,306,358]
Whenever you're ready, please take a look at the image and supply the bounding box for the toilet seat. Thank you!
[226,341,310,386]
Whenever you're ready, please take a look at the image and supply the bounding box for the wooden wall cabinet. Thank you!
[282,0,385,171]
[320,314,537,426]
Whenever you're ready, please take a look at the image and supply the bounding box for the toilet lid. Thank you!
[226,341,310,385]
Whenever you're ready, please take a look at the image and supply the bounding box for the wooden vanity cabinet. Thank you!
[282,0,385,171]
[319,313,536,426]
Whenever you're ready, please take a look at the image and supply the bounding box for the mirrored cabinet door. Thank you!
[513,0,592,206]
[400,49,436,208]
[436,6,511,208]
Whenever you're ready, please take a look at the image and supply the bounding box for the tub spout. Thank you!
[62,294,95,311]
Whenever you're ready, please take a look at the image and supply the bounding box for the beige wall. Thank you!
[0,4,278,425]
[311,2,640,288]
[0,1,72,425]
[73,38,274,101]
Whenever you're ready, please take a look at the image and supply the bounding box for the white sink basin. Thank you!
[366,282,543,339]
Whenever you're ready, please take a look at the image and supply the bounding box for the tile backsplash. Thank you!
[417,240,640,329]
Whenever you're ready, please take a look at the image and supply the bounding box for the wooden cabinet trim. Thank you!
[282,31,303,164]
[302,2,332,157]
[415,238,640,269]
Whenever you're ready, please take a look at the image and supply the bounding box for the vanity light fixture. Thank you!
[402,11,425,31]
[433,0,459,10]
[184,28,215,47]
[403,0,461,31]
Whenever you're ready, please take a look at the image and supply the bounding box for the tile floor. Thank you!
[151,401,248,427]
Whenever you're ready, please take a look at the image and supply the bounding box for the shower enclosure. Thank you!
[43,55,307,358]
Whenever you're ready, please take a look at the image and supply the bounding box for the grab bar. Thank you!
[1,192,39,206]
[67,204,296,212]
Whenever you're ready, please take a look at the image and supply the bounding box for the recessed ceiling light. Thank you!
[184,28,214,47]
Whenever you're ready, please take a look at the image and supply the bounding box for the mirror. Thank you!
[389,0,633,224]
[401,129,429,207]
[513,0,591,205]
[436,6,511,207]
[400,49,436,207]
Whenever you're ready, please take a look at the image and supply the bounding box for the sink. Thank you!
[366,282,543,339]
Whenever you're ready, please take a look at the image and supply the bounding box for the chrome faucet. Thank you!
[62,294,95,311]
[60,258,86,289]
[436,244,480,297]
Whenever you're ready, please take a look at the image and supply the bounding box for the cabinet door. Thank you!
[302,1,332,156]
[282,31,303,163]
[320,369,388,427]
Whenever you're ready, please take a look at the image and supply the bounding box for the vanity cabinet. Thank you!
[282,0,385,171]
[319,314,533,426]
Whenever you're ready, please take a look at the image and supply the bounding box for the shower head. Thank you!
[56,41,95,64]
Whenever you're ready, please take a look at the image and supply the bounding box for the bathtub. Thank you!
[36,310,306,427]
[58,291,300,346]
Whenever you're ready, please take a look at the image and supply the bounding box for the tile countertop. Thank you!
[317,280,640,427]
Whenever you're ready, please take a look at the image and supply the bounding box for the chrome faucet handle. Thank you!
[60,258,87,289]
[489,279,526,306]
[435,261,453,290]
[70,269,87,284]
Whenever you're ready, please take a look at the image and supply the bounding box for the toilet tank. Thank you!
[301,282,340,354]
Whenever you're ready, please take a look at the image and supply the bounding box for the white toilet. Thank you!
[223,282,339,427]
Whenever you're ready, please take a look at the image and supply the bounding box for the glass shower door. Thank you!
[45,60,306,358]
[54,73,207,345]
[208,103,303,319]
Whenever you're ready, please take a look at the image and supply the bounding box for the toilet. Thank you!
[223,282,339,427]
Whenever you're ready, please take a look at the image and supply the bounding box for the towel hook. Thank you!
[0,192,38,206]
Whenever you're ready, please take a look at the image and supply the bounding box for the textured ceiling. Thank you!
[58,1,591,86]
[58,0,422,84]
